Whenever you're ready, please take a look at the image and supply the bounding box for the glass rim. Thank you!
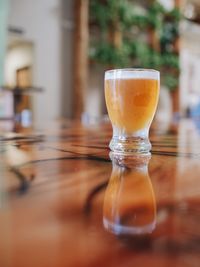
[105,68,159,74]
[105,68,160,80]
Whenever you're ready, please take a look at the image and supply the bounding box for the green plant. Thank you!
[89,0,182,90]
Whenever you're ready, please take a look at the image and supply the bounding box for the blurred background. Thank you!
[0,0,200,131]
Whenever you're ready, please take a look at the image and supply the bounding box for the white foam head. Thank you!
[105,68,160,80]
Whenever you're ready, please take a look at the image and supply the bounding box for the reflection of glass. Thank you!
[104,69,160,154]
[103,153,156,236]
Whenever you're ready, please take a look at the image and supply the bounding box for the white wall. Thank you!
[8,0,62,126]
[180,21,200,113]
[5,43,33,87]
[0,0,9,85]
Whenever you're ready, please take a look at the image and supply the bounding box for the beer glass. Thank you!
[105,69,160,154]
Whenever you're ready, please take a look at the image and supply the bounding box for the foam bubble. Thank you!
[105,69,159,80]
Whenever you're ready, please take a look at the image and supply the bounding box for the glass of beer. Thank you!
[105,68,160,154]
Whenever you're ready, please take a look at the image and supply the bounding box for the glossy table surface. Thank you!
[0,119,200,267]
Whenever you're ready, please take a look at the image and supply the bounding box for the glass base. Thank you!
[109,136,151,154]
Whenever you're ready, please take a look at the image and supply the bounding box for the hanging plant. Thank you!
[89,0,182,90]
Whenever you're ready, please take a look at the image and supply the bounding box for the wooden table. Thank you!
[0,119,200,267]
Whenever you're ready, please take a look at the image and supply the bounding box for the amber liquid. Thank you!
[105,78,159,133]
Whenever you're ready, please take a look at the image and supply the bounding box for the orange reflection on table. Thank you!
[103,153,156,235]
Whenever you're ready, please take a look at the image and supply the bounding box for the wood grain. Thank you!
[0,119,200,267]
